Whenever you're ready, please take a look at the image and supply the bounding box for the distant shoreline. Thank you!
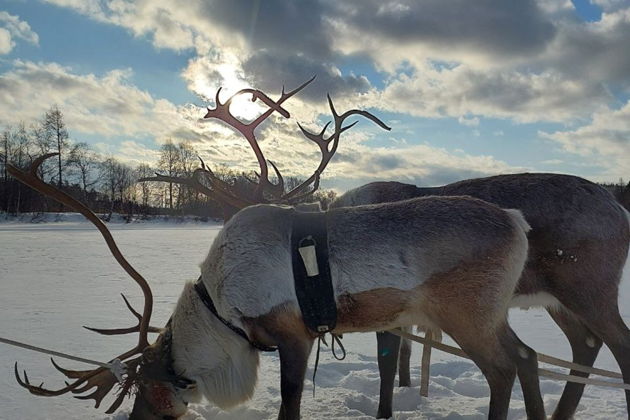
[0,212,222,225]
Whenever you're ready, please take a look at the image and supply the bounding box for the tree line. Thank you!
[2,106,628,220]
[1,106,337,220]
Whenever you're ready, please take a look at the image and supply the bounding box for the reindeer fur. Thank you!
[148,196,544,419]
[170,282,260,409]
[332,173,630,420]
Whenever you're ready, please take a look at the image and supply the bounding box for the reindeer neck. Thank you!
[169,282,260,409]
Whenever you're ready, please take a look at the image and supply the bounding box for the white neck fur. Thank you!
[169,282,260,409]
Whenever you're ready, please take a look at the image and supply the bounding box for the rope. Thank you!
[312,333,346,397]
[0,336,127,382]
[389,329,630,391]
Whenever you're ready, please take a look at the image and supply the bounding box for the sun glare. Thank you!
[195,60,267,121]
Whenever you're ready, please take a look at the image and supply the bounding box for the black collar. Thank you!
[193,277,277,353]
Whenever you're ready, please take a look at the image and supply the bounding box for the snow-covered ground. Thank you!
[0,219,628,419]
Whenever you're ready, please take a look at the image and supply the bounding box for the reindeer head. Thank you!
[129,331,196,419]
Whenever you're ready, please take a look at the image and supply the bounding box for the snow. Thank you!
[0,219,629,419]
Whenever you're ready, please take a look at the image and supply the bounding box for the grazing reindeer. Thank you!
[4,82,545,419]
[332,175,630,419]
[6,155,546,420]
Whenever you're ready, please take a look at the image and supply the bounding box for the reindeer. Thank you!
[4,82,546,419]
[332,176,630,419]
[7,155,546,419]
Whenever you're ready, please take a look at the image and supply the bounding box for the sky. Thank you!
[0,0,629,192]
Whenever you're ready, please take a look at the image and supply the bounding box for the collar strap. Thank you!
[193,277,277,353]
[160,323,196,391]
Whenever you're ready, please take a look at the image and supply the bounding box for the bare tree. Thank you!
[115,162,133,211]
[1,127,12,215]
[100,157,118,220]
[1,127,9,182]
[135,163,154,209]
[176,140,198,209]
[43,105,69,187]
[157,139,180,210]
[68,142,99,199]
[11,123,33,213]
[30,123,54,181]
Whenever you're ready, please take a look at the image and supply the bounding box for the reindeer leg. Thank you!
[547,263,630,419]
[547,307,603,420]
[398,332,412,387]
[603,322,630,419]
[278,339,313,420]
[376,331,402,418]
[580,309,630,419]
[501,327,545,420]
[451,325,519,420]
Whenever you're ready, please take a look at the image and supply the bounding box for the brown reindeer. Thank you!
[332,176,630,419]
[4,82,545,419]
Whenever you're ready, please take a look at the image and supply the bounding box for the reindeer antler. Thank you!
[6,153,155,413]
[286,95,391,201]
[143,77,391,213]
[203,77,316,201]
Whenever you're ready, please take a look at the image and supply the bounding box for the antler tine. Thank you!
[6,154,154,352]
[266,161,285,199]
[104,377,135,414]
[84,294,163,336]
[14,362,106,397]
[203,77,316,202]
[284,172,321,204]
[15,353,142,411]
[192,167,240,202]
[249,75,316,129]
[140,171,252,209]
[282,97,391,201]
[198,155,207,170]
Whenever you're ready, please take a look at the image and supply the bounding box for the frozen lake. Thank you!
[0,220,628,419]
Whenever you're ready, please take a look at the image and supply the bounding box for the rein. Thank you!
[193,277,277,353]
[0,336,127,381]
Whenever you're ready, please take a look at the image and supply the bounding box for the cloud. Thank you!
[91,139,163,168]
[540,100,630,178]
[458,116,480,127]
[327,0,556,71]
[537,8,630,89]
[22,0,630,183]
[0,12,39,54]
[191,114,524,192]
[42,0,630,126]
[592,0,628,13]
[0,28,11,54]
[0,60,189,139]
[321,142,525,191]
[364,65,610,122]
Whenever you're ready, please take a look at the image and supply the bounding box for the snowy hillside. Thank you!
[0,220,628,419]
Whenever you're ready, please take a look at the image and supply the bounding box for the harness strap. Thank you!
[291,211,337,334]
[193,277,277,353]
